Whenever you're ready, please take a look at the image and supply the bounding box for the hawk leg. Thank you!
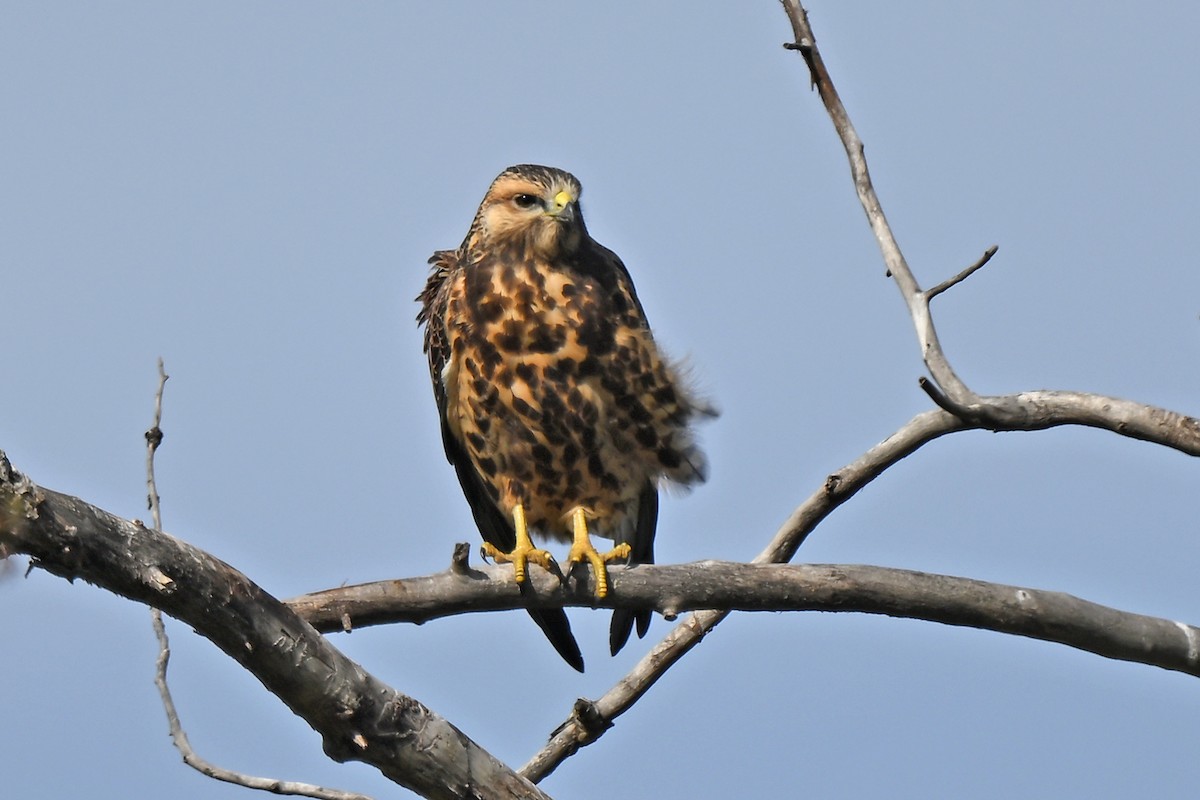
[481,503,555,584]
[566,507,631,599]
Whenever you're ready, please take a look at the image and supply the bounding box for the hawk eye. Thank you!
[513,194,540,209]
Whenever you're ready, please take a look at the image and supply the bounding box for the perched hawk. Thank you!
[417,164,711,671]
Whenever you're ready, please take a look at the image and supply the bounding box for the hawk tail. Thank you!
[609,484,658,656]
[528,608,585,672]
[608,608,650,657]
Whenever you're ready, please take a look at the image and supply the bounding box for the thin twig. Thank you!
[150,616,373,800]
[779,0,979,408]
[917,376,957,415]
[926,245,999,301]
[145,357,168,529]
[142,360,373,800]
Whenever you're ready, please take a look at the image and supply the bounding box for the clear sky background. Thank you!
[3,3,1199,798]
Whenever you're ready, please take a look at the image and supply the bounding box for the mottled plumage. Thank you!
[417,164,711,669]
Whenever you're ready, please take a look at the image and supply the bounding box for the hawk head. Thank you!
[465,164,587,260]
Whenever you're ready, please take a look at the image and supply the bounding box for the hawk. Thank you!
[417,164,711,671]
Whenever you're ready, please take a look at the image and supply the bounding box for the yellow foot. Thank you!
[566,508,631,599]
[481,503,554,585]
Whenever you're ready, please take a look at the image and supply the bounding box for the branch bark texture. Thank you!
[0,450,549,800]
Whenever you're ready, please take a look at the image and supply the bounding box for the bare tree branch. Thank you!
[291,559,1200,678]
[779,0,976,407]
[0,449,551,800]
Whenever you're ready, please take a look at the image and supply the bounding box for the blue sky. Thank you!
[3,3,1199,798]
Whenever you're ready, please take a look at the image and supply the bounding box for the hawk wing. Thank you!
[418,249,585,672]
[579,241,664,655]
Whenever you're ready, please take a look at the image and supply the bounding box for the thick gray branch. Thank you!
[0,450,549,800]
[289,560,1200,678]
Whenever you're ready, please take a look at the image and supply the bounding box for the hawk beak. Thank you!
[548,190,576,222]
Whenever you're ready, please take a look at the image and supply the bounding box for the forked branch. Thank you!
[144,361,371,800]
[0,450,550,800]
[780,0,975,407]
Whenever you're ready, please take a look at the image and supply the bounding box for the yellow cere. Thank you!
[553,190,573,210]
